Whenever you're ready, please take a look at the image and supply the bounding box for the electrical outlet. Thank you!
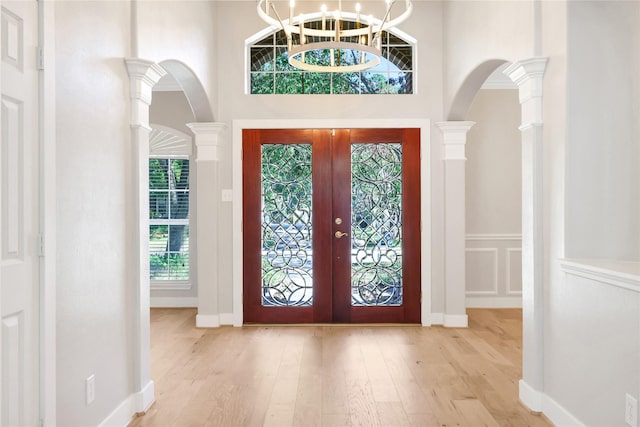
[626,393,637,427]
[221,189,233,202]
[86,375,95,406]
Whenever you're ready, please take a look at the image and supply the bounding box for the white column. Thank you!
[187,122,226,327]
[436,121,475,328]
[504,57,548,412]
[124,58,166,412]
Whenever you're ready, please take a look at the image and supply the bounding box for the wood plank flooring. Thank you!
[129,308,551,427]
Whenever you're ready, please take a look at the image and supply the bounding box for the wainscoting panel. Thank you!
[506,248,523,295]
[466,235,522,307]
[465,248,498,295]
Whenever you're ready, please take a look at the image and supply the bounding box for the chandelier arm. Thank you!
[379,1,413,31]
[257,0,413,36]
[256,0,412,72]
[268,3,291,39]
[256,0,288,30]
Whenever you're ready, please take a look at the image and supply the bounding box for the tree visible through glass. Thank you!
[351,143,403,306]
[259,142,403,308]
[250,21,413,95]
[149,158,190,281]
[261,144,313,306]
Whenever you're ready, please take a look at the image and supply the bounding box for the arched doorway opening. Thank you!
[125,58,215,413]
[465,65,522,308]
[444,57,548,412]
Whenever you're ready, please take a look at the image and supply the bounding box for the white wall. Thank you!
[465,89,522,307]
[443,0,534,119]
[541,1,640,425]
[150,91,195,136]
[55,2,133,425]
[466,90,521,235]
[136,1,219,120]
[565,1,640,261]
[547,267,640,426]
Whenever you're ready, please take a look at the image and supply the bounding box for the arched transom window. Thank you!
[248,20,414,94]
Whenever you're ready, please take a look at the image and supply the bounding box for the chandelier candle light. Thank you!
[257,0,413,72]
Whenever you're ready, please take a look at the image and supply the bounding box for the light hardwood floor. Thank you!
[129,308,552,427]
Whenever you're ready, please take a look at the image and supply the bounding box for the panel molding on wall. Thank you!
[465,234,522,307]
[506,247,523,295]
[466,234,522,241]
[465,248,498,295]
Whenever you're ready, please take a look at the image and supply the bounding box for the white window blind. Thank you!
[149,157,190,282]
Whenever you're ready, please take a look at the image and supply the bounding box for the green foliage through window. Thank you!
[250,20,413,95]
[149,158,190,281]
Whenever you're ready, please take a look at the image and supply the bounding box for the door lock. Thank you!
[334,217,343,225]
[335,231,348,238]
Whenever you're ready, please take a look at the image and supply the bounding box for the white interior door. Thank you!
[0,1,39,425]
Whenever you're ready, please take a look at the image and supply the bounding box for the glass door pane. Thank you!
[351,143,403,306]
[261,144,313,306]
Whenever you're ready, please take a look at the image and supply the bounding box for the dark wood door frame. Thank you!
[242,128,421,323]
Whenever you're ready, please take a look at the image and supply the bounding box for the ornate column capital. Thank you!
[124,58,166,104]
[125,58,166,129]
[504,57,548,125]
[187,122,226,162]
[436,121,475,160]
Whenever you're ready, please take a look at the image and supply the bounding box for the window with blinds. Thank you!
[149,158,190,282]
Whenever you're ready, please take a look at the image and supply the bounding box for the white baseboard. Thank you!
[444,314,468,328]
[134,380,155,413]
[97,394,135,427]
[466,296,522,308]
[429,313,444,325]
[196,314,220,327]
[150,297,197,308]
[519,380,585,427]
[541,393,585,427]
[219,313,235,325]
[519,380,543,412]
[96,381,155,427]
[196,313,235,327]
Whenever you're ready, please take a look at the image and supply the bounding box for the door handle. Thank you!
[335,231,348,239]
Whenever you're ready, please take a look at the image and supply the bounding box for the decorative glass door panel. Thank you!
[351,143,403,306]
[243,128,420,323]
[261,144,313,307]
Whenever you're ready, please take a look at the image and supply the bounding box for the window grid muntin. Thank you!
[249,21,413,95]
[149,157,191,283]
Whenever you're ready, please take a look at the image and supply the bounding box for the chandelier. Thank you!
[256,0,413,73]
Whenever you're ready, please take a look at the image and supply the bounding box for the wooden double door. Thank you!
[243,128,421,323]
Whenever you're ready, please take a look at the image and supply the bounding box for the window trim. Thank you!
[245,18,418,95]
[149,125,194,289]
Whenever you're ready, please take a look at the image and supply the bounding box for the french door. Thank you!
[243,128,420,323]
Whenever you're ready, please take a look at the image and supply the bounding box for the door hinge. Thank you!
[38,233,45,257]
[37,47,44,70]
[331,128,336,136]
